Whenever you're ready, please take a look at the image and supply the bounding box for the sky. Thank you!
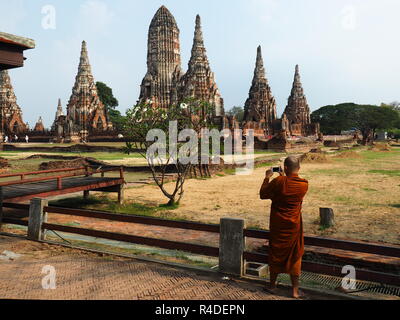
[1,0,399,128]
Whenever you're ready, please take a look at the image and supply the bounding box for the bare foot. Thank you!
[293,289,308,299]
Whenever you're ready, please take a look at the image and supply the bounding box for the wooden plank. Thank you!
[5,178,124,202]
[44,206,220,233]
[2,217,28,226]
[0,167,86,179]
[2,203,29,210]
[3,177,122,197]
[42,223,219,257]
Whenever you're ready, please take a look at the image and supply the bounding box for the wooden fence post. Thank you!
[320,208,335,228]
[219,218,245,276]
[27,198,48,241]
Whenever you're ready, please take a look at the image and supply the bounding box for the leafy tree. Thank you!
[96,81,125,131]
[381,102,400,128]
[96,81,118,110]
[108,109,126,133]
[227,106,244,122]
[354,105,398,144]
[382,101,400,112]
[310,103,356,135]
[311,103,400,144]
[123,99,217,206]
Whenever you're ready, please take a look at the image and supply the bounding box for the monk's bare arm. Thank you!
[259,177,278,200]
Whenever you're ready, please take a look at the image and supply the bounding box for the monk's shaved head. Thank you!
[284,156,300,174]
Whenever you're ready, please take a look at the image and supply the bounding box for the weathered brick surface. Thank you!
[0,236,293,300]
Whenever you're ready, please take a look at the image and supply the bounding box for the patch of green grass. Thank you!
[107,202,160,216]
[253,150,281,155]
[49,195,181,219]
[333,196,353,203]
[368,169,400,177]
[68,152,143,161]
[255,162,275,169]
[360,149,400,161]
[223,168,237,175]
[0,150,143,161]
[390,204,400,209]
[158,202,180,210]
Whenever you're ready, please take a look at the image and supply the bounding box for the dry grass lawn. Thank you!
[121,146,400,245]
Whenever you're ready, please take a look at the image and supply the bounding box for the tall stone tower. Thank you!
[138,6,183,109]
[51,98,64,132]
[55,98,63,119]
[243,46,277,130]
[65,41,111,142]
[179,15,224,116]
[0,70,27,138]
[283,65,311,127]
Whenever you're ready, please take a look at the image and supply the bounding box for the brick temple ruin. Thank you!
[0,70,28,139]
[0,7,321,149]
[282,65,320,137]
[179,15,224,117]
[243,46,278,138]
[52,41,113,143]
[0,39,115,143]
[138,6,225,121]
[136,6,321,151]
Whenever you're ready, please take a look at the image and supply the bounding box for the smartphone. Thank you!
[272,167,281,173]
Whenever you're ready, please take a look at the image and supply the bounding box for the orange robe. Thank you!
[259,174,308,276]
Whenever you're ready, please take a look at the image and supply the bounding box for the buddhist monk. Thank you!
[259,156,309,299]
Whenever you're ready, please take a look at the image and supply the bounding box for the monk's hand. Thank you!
[265,169,274,179]
[278,167,285,176]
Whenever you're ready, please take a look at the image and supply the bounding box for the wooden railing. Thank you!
[1,201,399,287]
[243,229,400,258]
[0,166,124,190]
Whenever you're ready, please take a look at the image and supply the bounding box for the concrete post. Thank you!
[27,198,48,241]
[320,208,335,228]
[83,190,90,199]
[118,184,125,205]
[219,218,245,276]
